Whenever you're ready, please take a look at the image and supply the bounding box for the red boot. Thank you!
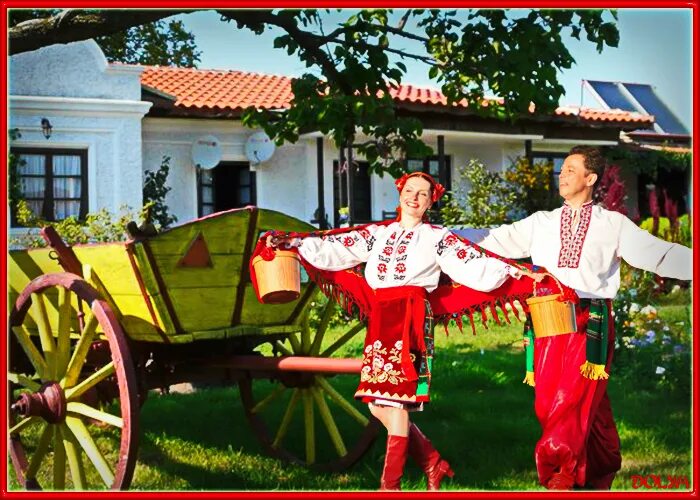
[379,435,409,490]
[408,423,455,490]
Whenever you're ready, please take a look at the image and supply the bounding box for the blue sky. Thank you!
[175,8,692,130]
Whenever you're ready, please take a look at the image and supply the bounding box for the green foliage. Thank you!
[439,159,517,227]
[639,214,692,248]
[10,200,146,248]
[307,293,354,331]
[613,286,690,394]
[420,10,618,120]
[504,156,559,215]
[96,19,201,67]
[238,9,619,178]
[603,146,691,179]
[143,156,178,230]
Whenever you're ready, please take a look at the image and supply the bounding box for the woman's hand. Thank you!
[266,234,300,249]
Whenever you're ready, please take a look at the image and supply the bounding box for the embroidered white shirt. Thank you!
[455,203,693,299]
[297,222,520,293]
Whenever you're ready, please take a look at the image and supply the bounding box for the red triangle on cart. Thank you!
[177,231,212,268]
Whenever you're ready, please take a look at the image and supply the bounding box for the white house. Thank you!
[9,40,656,233]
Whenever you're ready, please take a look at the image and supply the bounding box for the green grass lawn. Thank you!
[124,311,691,491]
[9,306,691,491]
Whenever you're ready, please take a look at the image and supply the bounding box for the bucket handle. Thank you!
[532,271,565,297]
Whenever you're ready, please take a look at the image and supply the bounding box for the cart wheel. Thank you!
[239,299,380,472]
[8,273,139,490]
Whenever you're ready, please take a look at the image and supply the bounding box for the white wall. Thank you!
[143,118,329,225]
[9,40,151,228]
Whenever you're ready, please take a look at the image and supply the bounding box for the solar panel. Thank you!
[622,83,689,135]
[585,80,637,112]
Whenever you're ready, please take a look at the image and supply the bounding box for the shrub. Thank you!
[143,155,178,230]
[613,287,690,394]
[10,200,146,248]
[440,159,518,227]
[503,156,558,215]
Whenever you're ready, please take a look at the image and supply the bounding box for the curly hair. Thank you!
[569,146,606,185]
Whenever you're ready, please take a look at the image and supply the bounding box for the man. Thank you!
[455,146,692,490]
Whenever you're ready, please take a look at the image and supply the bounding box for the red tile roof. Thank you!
[139,66,654,125]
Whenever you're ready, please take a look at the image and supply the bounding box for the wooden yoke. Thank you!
[40,226,83,277]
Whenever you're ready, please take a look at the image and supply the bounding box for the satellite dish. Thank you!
[245,131,276,165]
[192,135,222,170]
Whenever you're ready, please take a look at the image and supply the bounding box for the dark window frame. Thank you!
[197,161,256,218]
[405,155,452,189]
[197,167,216,217]
[10,147,88,226]
[530,150,568,192]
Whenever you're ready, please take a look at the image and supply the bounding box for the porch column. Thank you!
[316,137,328,229]
[525,139,533,167]
[346,143,355,226]
[437,134,448,204]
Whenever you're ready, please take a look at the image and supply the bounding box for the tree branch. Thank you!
[9,9,191,55]
[217,10,352,94]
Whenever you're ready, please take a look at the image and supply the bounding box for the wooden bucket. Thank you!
[525,274,576,338]
[252,250,301,304]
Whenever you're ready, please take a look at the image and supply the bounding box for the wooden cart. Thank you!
[8,207,380,490]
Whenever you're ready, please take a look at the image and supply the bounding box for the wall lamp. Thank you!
[41,118,52,139]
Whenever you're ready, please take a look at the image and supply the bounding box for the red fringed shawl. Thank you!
[249,220,578,334]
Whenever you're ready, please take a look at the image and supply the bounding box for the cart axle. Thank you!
[226,355,362,374]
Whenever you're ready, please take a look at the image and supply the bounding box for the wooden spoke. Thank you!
[300,312,311,354]
[250,385,287,415]
[26,423,52,480]
[67,402,123,428]
[301,389,315,465]
[30,293,57,380]
[65,416,115,487]
[309,301,336,355]
[273,340,294,356]
[9,416,41,436]
[287,332,302,354]
[311,386,347,457]
[56,287,73,378]
[271,389,300,449]
[316,376,369,426]
[11,326,49,381]
[8,372,41,392]
[53,425,66,490]
[320,322,365,357]
[62,311,98,389]
[65,362,115,401]
[60,423,86,490]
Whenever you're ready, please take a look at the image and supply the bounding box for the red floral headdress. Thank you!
[394,172,446,221]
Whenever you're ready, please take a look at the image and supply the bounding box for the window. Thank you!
[531,152,566,190]
[197,162,256,217]
[11,148,88,225]
[199,169,215,216]
[406,156,451,191]
[405,156,452,219]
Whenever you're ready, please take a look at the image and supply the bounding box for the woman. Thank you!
[257,172,544,490]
